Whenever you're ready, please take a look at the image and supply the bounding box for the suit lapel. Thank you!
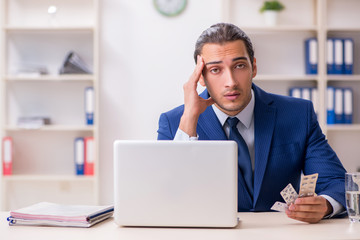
[252,85,276,207]
[197,90,227,140]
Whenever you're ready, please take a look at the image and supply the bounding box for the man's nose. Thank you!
[224,69,236,87]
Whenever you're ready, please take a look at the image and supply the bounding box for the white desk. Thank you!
[2,211,360,240]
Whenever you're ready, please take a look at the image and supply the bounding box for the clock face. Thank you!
[154,0,187,17]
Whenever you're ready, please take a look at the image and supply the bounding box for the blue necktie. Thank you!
[226,117,254,198]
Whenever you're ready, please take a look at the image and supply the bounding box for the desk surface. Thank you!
[2,211,360,240]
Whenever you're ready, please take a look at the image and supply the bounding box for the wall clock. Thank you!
[153,0,187,17]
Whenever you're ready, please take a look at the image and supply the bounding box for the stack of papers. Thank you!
[7,202,114,227]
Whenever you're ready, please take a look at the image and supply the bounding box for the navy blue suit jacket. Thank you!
[157,84,346,212]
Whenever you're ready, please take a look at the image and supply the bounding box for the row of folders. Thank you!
[305,38,354,75]
[289,87,353,124]
[1,136,95,176]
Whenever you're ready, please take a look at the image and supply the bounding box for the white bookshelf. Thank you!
[5,74,95,82]
[0,0,99,211]
[222,0,360,172]
[4,125,95,131]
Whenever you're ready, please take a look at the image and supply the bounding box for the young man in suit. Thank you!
[157,23,346,223]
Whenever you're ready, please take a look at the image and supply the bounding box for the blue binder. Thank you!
[289,87,302,99]
[327,87,335,124]
[305,38,318,74]
[311,88,318,115]
[334,39,344,74]
[85,87,94,125]
[334,88,344,124]
[327,38,335,74]
[343,38,354,75]
[343,88,353,124]
[301,88,311,101]
[74,137,85,175]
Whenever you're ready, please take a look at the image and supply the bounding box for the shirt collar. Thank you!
[212,89,255,129]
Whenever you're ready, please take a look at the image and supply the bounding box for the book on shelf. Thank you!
[344,38,354,75]
[59,51,92,75]
[74,137,85,175]
[334,88,344,123]
[84,137,95,175]
[7,202,114,228]
[327,87,353,124]
[17,117,51,129]
[343,88,353,124]
[85,87,94,125]
[305,38,318,75]
[327,38,354,75]
[2,137,13,175]
[74,137,95,175]
[289,87,318,114]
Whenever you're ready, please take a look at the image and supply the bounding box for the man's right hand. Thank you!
[179,55,215,137]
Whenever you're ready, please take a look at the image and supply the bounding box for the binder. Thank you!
[2,137,13,175]
[327,87,335,124]
[343,38,354,75]
[84,137,95,175]
[334,88,344,124]
[334,39,344,74]
[74,138,85,175]
[85,87,94,125]
[305,38,318,74]
[302,88,311,101]
[311,88,318,115]
[289,87,301,99]
[327,38,335,74]
[343,88,353,124]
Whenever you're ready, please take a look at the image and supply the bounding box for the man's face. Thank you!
[199,40,257,116]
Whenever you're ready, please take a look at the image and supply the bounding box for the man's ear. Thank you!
[252,57,257,78]
[199,74,206,87]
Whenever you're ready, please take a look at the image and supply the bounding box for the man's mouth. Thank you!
[224,92,240,101]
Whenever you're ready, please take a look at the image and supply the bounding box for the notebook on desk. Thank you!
[113,140,238,228]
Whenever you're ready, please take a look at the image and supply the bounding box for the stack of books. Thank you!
[7,202,114,227]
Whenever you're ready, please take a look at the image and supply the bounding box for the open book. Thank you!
[7,202,114,227]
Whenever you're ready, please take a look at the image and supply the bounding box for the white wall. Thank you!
[99,0,222,204]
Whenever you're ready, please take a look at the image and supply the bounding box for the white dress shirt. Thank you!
[174,90,343,217]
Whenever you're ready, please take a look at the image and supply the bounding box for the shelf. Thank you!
[5,125,94,132]
[2,175,95,182]
[239,25,317,32]
[254,74,318,81]
[5,74,95,82]
[327,75,360,81]
[326,124,360,131]
[327,27,360,32]
[4,26,94,32]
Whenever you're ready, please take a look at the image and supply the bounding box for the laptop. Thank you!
[113,140,238,227]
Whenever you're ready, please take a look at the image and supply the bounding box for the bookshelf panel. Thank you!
[326,0,360,29]
[227,0,316,28]
[6,31,93,75]
[6,0,95,27]
[6,81,93,126]
[248,31,316,75]
[327,131,360,173]
[9,131,93,175]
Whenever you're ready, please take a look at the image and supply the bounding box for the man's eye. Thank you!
[210,68,220,74]
[235,64,246,69]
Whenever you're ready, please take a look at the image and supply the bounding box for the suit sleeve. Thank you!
[157,113,175,140]
[303,101,347,208]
